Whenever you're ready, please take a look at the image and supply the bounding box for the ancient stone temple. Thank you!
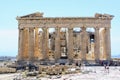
[16,12,114,63]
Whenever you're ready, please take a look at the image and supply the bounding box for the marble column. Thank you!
[55,27,61,60]
[22,29,26,60]
[68,27,73,60]
[18,28,24,61]
[42,27,48,60]
[23,28,29,60]
[28,27,34,61]
[81,27,87,61]
[34,27,40,60]
[94,27,100,61]
[105,27,111,60]
[38,30,43,60]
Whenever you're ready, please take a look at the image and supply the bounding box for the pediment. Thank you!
[20,12,43,18]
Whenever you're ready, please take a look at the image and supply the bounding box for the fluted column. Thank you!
[38,30,43,60]
[55,27,61,60]
[29,27,34,61]
[34,27,40,60]
[68,27,73,60]
[42,27,48,60]
[81,27,87,61]
[105,27,111,60]
[94,27,100,61]
[23,28,29,60]
[18,28,24,61]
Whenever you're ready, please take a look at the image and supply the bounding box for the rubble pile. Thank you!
[0,67,16,74]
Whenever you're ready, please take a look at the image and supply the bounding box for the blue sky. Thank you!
[0,0,120,56]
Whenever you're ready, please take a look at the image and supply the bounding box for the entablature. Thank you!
[17,12,113,28]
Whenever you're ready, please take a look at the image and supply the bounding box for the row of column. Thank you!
[18,27,42,61]
[54,27,74,60]
[18,26,111,61]
[80,27,111,61]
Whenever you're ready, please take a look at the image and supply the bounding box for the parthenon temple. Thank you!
[16,12,114,63]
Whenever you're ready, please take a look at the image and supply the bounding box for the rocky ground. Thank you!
[0,66,120,80]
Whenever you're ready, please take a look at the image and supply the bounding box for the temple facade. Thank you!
[16,12,114,63]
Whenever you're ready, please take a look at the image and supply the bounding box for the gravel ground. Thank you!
[0,66,120,80]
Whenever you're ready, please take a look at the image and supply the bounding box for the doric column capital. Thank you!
[29,27,34,32]
[81,26,86,31]
[19,27,25,30]
[55,27,60,30]
[42,27,48,32]
[105,27,110,30]
[68,27,73,30]
[95,27,99,31]
[19,28,24,31]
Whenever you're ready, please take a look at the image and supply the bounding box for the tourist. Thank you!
[104,64,107,72]
[79,63,81,68]
[104,64,107,69]
[106,65,109,73]
[114,62,117,69]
